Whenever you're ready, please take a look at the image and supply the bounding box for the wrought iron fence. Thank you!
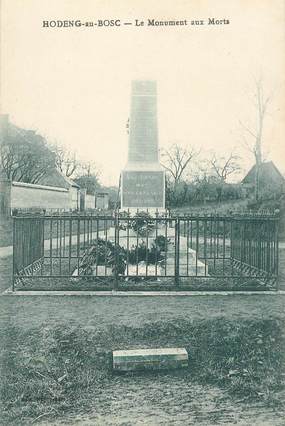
[12,211,279,291]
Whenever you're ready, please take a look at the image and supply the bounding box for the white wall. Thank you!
[11,181,72,210]
[69,186,80,210]
[85,193,95,209]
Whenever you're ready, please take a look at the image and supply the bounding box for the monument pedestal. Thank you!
[121,162,165,213]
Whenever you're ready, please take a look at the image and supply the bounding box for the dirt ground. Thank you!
[38,378,284,426]
[0,248,284,425]
[0,292,284,425]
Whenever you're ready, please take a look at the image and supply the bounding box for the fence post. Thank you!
[12,217,16,292]
[174,218,180,287]
[114,212,119,290]
[275,216,279,291]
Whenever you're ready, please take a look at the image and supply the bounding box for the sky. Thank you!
[1,0,285,186]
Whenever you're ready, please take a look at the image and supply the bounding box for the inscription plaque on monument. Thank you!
[121,80,165,211]
[122,171,164,208]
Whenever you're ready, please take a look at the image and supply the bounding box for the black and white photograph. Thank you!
[0,1,284,425]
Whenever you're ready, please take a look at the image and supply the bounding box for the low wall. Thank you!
[0,180,93,215]
[95,193,109,209]
[70,186,80,210]
[11,181,72,210]
[85,194,95,209]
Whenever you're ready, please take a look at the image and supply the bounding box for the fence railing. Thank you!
[12,212,279,291]
[11,208,114,216]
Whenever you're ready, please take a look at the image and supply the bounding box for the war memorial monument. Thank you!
[114,80,206,276]
[121,80,165,212]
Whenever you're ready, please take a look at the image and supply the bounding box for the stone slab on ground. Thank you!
[113,347,188,371]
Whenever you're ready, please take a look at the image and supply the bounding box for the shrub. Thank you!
[130,212,155,236]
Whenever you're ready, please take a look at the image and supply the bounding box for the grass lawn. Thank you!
[0,290,284,425]
[171,199,249,215]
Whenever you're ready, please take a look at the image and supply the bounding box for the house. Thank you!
[241,161,285,194]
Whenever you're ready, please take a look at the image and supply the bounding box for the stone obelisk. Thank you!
[121,81,165,212]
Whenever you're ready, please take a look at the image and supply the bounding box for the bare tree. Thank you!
[52,144,102,190]
[0,125,55,184]
[161,144,198,185]
[78,161,101,179]
[210,151,241,182]
[73,161,101,194]
[52,144,78,178]
[240,77,271,200]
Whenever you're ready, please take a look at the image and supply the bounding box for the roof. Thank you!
[59,171,80,188]
[39,169,80,189]
[4,121,80,189]
[241,161,285,185]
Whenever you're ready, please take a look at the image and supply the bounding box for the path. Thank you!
[1,236,284,259]
[0,230,107,259]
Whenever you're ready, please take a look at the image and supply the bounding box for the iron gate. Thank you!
[12,211,279,291]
